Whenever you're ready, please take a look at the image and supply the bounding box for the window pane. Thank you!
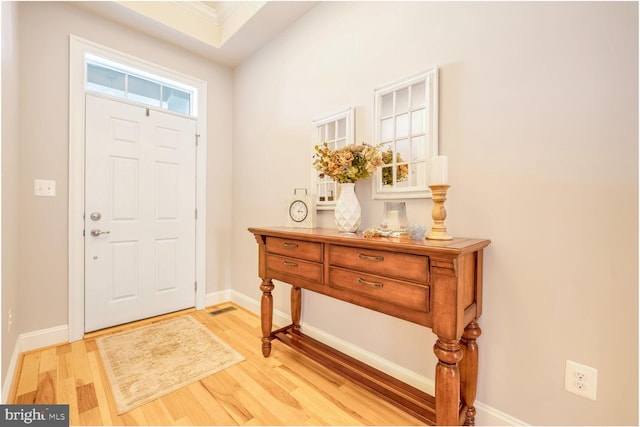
[381,142,393,153]
[318,126,326,142]
[396,113,409,138]
[412,109,425,134]
[381,93,394,117]
[396,139,410,162]
[163,86,191,115]
[337,118,346,139]
[411,136,426,161]
[128,75,161,107]
[381,166,394,187]
[396,88,409,114]
[411,82,426,108]
[87,63,125,96]
[381,118,394,141]
[326,122,336,141]
[412,162,427,186]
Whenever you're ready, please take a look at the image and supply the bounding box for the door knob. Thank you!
[90,229,110,237]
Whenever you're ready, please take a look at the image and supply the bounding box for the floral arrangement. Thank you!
[381,149,409,186]
[313,142,384,183]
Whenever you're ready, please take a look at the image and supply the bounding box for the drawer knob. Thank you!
[283,242,299,248]
[283,261,298,268]
[358,278,383,288]
[358,253,384,262]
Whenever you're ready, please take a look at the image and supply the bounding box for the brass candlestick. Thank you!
[427,185,453,240]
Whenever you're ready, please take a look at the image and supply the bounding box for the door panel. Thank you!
[85,95,196,332]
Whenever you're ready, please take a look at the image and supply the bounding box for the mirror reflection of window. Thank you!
[373,68,439,199]
[312,108,354,210]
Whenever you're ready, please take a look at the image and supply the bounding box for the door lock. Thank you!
[90,212,102,221]
[90,229,110,237]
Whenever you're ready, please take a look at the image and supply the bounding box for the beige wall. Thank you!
[232,2,638,425]
[5,1,233,341]
[3,1,638,423]
[1,1,21,386]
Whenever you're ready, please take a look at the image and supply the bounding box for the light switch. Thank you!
[34,179,56,197]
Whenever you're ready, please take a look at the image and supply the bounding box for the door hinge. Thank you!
[195,208,198,219]
[195,281,198,291]
[195,134,200,146]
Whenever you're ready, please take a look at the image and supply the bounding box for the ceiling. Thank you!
[72,1,318,67]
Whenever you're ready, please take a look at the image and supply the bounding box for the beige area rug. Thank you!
[96,315,245,414]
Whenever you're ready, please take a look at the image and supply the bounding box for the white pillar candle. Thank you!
[430,155,448,185]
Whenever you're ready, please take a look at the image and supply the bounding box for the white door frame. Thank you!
[68,36,207,342]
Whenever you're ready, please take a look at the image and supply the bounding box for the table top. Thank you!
[249,226,490,257]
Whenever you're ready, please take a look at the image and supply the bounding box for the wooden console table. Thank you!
[249,227,490,426]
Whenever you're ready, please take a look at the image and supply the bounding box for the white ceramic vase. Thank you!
[334,183,361,233]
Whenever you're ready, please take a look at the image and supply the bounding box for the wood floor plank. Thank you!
[139,399,177,426]
[77,382,99,413]
[35,370,56,404]
[187,380,238,425]
[173,385,217,426]
[338,381,423,425]
[228,387,285,426]
[70,340,93,387]
[39,347,58,373]
[158,392,187,421]
[78,406,103,426]
[57,377,79,426]
[120,406,147,426]
[15,390,36,404]
[15,352,40,396]
[291,385,363,426]
[230,362,308,425]
[56,346,73,381]
[87,351,116,426]
[9,303,426,426]
[200,372,253,425]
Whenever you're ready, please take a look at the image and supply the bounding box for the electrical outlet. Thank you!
[565,360,598,400]
[7,308,12,333]
[34,179,56,197]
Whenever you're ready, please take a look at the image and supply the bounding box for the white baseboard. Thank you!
[19,325,68,353]
[205,289,232,307]
[475,401,529,426]
[1,338,22,403]
[1,324,68,403]
[226,290,528,426]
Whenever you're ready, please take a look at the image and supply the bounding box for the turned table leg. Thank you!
[291,286,301,333]
[260,279,274,357]
[461,320,481,425]
[434,338,464,426]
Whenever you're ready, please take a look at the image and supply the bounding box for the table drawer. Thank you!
[329,267,429,312]
[266,254,322,283]
[266,237,322,262]
[329,245,428,283]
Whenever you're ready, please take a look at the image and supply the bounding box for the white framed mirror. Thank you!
[372,67,439,199]
[311,107,355,210]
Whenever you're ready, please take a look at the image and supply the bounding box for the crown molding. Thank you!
[215,1,240,24]
[172,1,220,25]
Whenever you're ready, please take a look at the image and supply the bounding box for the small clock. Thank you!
[287,188,316,228]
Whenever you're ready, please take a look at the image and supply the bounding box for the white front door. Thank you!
[84,94,197,332]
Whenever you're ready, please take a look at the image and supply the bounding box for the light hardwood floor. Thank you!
[9,303,425,426]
